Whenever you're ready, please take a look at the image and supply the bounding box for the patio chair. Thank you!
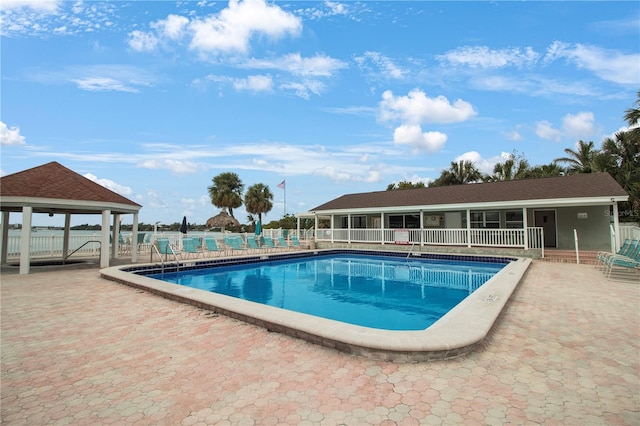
[602,242,640,278]
[224,236,248,254]
[156,237,181,261]
[246,236,265,254]
[277,236,290,249]
[290,235,308,249]
[203,237,225,257]
[596,238,633,269]
[136,232,151,253]
[182,237,204,259]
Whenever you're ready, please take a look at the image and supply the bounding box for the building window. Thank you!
[470,211,500,229]
[505,210,524,229]
[406,214,420,228]
[341,216,367,228]
[389,215,404,228]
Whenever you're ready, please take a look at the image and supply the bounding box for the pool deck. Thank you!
[1,259,639,425]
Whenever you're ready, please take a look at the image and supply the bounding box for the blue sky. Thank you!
[1,0,639,227]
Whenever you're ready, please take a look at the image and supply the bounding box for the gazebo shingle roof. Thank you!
[311,172,628,211]
[0,162,141,212]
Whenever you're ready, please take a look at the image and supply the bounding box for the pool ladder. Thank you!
[151,244,181,274]
[406,243,417,258]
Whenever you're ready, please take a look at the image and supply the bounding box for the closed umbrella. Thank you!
[255,219,261,236]
[180,216,188,234]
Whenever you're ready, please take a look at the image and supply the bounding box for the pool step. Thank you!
[541,250,599,265]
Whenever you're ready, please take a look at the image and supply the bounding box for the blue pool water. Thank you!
[149,253,506,330]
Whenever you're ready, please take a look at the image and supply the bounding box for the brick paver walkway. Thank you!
[1,261,639,425]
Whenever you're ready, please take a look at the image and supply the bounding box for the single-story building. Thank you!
[301,172,629,254]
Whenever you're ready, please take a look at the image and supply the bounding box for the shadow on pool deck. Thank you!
[1,260,639,425]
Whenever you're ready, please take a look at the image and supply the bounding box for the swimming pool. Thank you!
[102,249,531,361]
[147,254,506,331]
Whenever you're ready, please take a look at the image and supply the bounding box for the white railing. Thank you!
[316,227,544,250]
[619,224,640,242]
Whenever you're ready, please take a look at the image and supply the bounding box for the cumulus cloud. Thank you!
[437,46,539,69]
[393,125,447,153]
[128,30,159,52]
[378,89,476,154]
[379,89,477,125]
[354,51,407,79]
[84,173,134,196]
[0,121,26,146]
[137,159,202,174]
[544,41,640,85]
[535,112,597,142]
[454,151,503,175]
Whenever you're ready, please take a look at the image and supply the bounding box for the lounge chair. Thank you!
[246,236,265,253]
[277,236,290,249]
[136,232,151,253]
[290,235,308,249]
[596,238,634,269]
[203,237,225,256]
[262,236,282,252]
[602,242,640,279]
[224,236,248,254]
[156,237,181,261]
[182,237,204,259]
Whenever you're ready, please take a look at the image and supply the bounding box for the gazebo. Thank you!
[0,162,142,274]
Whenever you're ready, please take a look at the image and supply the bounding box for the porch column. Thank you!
[466,209,471,248]
[380,213,384,245]
[112,214,120,259]
[101,210,111,268]
[612,202,621,252]
[1,211,9,265]
[419,210,424,247]
[330,215,334,243]
[296,217,301,241]
[131,213,139,263]
[522,207,529,249]
[19,206,32,275]
[62,213,71,259]
[347,213,351,244]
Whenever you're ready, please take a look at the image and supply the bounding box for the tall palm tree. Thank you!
[430,160,483,186]
[601,131,640,219]
[526,162,565,179]
[554,140,599,174]
[623,90,640,128]
[244,183,273,225]
[487,153,531,181]
[208,172,244,218]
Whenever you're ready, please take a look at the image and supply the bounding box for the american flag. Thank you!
[277,180,285,189]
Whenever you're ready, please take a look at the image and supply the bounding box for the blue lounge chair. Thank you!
[246,236,265,253]
[603,242,640,278]
[277,236,290,249]
[224,236,247,254]
[156,237,181,261]
[182,237,204,259]
[290,235,308,249]
[203,237,225,256]
[596,238,633,269]
[262,236,280,252]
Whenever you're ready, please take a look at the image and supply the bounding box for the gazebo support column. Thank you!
[1,211,9,265]
[112,214,120,259]
[62,213,71,259]
[101,210,110,268]
[19,206,32,275]
[131,213,139,263]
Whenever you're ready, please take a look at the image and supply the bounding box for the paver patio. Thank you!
[1,260,638,425]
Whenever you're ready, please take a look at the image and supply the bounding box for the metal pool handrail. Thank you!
[63,240,101,264]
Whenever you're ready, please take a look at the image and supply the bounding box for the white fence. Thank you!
[619,224,640,242]
[2,228,306,261]
[316,227,544,250]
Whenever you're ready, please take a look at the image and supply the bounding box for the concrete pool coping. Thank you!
[101,249,531,362]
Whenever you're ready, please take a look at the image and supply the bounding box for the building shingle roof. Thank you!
[311,172,628,212]
[0,161,140,208]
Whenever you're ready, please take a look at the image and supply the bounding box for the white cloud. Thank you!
[561,112,596,139]
[1,0,59,12]
[72,77,139,93]
[354,51,407,79]
[0,121,26,146]
[544,41,640,85]
[535,120,563,142]
[379,89,477,125]
[189,0,301,55]
[454,151,502,175]
[233,75,273,92]
[137,159,203,174]
[128,30,159,52]
[83,173,133,196]
[152,14,189,41]
[535,112,597,142]
[393,124,447,153]
[437,46,539,69]
[244,53,347,77]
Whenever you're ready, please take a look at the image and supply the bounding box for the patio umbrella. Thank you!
[206,211,240,231]
[254,219,261,236]
[180,216,188,234]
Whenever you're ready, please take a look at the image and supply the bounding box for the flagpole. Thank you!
[278,180,286,217]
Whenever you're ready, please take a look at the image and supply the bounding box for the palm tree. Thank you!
[387,181,426,190]
[600,131,640,220]
[526,162,565,179]
[244,183,273,225]
[554,140,599,174]
[430,160,483,186]
[487,152,531,181]
[208,172,244,218]
[623,90,640,128]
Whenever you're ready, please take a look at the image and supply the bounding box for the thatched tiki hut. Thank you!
[206,211,240,231]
